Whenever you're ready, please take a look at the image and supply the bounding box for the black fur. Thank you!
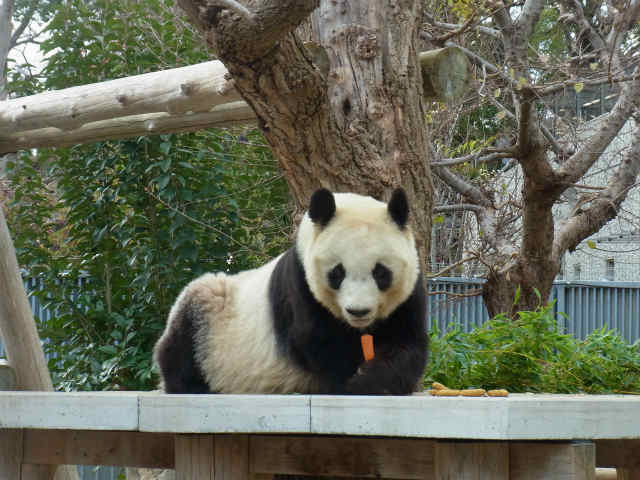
[154,300,212,394]
[388,188,409,229]
[269,247,428,395]
[308,188,336,226]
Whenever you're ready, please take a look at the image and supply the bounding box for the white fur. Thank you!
[163,257,322,394]
[296,192,419,329]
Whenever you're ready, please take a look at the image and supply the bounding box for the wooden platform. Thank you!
[2,391,640,479]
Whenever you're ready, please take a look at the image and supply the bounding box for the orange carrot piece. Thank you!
[361,334,374,361]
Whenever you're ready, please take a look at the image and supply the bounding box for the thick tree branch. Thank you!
[555,72,640,185]
[559,0,607,56]
[177,0,319,62]
[553,121,640,263]
[514,0,545,43]
[431,163,493,209]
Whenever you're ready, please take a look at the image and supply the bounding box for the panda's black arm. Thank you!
[345,278,429,395]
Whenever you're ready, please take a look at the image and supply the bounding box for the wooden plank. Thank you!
[139,394,310,434]
[0,392,139,430]
[215,435,249,480]
[250,435,434,479]
[510,442,595,479]
[175,435,214,480]
[0,429,23,479]
[617,469,640,480]
[310,394,640,440]
[434,441,508,479]
[506,395,640,439]
[310,395,510,439]
[597,440,640,469]
[22,430,173,468]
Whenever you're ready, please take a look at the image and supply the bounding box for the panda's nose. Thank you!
[347,308,371,318]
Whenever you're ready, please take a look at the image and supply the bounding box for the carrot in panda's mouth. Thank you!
[361,334,374,361]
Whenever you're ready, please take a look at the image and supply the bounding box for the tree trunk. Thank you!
[482,260,557,319]
[177,0,433,266]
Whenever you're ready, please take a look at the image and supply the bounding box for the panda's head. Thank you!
[296,188,419,330]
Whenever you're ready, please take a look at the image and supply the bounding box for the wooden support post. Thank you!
[0,429,23,479]
[0,210,78,480]
[175,435,215,480]
[434,441,509,479]
[215,435,250,480]
[510,442,595,480]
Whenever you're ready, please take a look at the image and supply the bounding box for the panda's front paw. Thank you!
[345,368,390,395]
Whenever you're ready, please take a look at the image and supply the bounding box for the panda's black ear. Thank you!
[309,188,336,226]
[388,188,409,229]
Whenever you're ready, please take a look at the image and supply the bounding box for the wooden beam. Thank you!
[0,209,53,392]
[434,441,508,479]
[0,49,471,153]
[250,435,434,479]
[23,430,174,469]
[0,61,241,136]
[0,101,255,155]
[420,47,472,102]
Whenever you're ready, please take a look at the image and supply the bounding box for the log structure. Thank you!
[0,49,469,155]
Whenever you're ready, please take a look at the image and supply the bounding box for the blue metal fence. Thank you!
[428,277,640,341]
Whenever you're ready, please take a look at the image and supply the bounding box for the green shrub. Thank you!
[426,304,640,394]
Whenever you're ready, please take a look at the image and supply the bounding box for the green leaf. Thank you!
[513,285,521,306]
[587,240,597,249]
[160,157,172,173]
[159,142,172,155]
[157,175,171,190]
[574,82,584,93]
[433,215,445,224]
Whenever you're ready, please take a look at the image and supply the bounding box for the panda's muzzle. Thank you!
[346,308,371,318]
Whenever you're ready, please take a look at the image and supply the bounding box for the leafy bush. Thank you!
[426,304,640,394]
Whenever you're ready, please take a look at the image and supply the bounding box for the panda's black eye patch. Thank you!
[327,264,346,290]
[372,263,392,291]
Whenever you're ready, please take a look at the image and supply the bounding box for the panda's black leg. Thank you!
[154,300,211,394]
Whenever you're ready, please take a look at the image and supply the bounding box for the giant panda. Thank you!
[154,187,428,395]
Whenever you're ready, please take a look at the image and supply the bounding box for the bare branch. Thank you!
[432,163,493,209]
[431,149,515,168]
[434,203,484,213]
[9,1,37,49]
[445,41,516,89]
[426,19,501,39]
[428,288,482,297]
[427,255,480,278]
[555,72,640,185]
[554,121,640,262]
